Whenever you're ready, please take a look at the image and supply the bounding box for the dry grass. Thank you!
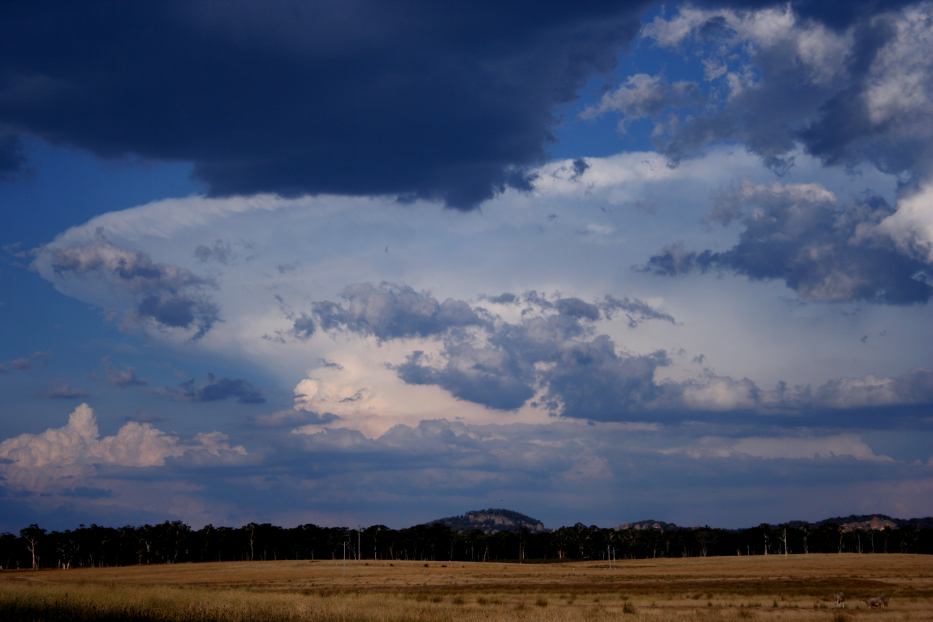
[1,554,931,620]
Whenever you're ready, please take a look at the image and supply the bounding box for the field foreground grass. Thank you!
[1,554,931,621]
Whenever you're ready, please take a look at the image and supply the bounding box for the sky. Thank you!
[1,0,933,531]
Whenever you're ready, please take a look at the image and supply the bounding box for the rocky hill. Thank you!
[617,519,680,531]
[431,508,546,534]
[819,514,933,531]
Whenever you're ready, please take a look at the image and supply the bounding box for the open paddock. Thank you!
[1,553,931,621]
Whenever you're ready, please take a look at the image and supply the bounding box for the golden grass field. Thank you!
[1,554,931,621]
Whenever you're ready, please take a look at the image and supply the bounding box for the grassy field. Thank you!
[1,554,931,621]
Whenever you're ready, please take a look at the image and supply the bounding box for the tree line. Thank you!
[3,519,932,570]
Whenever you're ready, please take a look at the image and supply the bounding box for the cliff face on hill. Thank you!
[821,514,927,532]
[617,520,680,531]
[431,508,546,534]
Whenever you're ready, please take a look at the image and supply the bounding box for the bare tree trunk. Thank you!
[26,538,38,570]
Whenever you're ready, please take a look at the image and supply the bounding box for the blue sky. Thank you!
[2,0,933,531]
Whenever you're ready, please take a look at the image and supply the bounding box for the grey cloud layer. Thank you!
[164,374,266,405]
[296,282,490,341]
[102,357,147,388]
[39,238,220,338]
[306,282,933,421]
[289,284,679,417]
[0,351,48,374]
[642,182,933,304]
[487,291,675,326]
[42,383,90,400]
[208,416,932,529]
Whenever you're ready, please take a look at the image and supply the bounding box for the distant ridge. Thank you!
[427,511,933,535]
[430,508,546,534]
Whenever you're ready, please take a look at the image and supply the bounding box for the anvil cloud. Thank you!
[1,0,932,531]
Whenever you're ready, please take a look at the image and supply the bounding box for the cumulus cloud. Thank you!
[641,181,933,304]
[638,3,933,297]
[394,290,679,419]
[875,183,933,264]
[34,236,220,338]
[540,337,673,420]
[680,373,761,411]
[632,3,933,179]
[397,347,536,411]
[0,404,247,491]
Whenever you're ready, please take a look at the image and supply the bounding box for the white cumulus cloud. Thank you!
[0,403,247,491]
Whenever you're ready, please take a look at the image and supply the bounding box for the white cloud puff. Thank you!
[0,403,247,490]
[876,183,933,264]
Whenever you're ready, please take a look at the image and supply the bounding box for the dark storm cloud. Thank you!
[641,183,933,304]
[311,282,489,340]
[397,347,536,411]
[166,374,266,405]
[0,133,25,179]
[0,1,653,208]
[540,337,672,420]
[43,238,221,337]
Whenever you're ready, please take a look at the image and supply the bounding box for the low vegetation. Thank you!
[1,553,931,621]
